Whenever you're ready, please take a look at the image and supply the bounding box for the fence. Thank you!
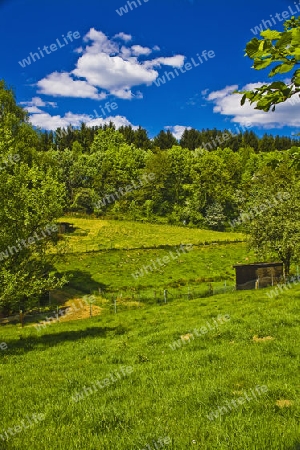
[0,282,236,326]
[54,239,245,255]
[106,282,236,311]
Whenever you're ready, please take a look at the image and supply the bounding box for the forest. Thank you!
[36,120,300,229]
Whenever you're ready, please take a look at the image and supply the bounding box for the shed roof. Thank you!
[233,262,283,268]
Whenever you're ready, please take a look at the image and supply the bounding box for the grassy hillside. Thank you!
[0,287,299,449]
[54,243,252,294]
[56,217,245,253]
[51,218,249,305]
[1,219,299,449]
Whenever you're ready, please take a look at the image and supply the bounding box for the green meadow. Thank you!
[0,219,299,450]
[53,218,248,302]
[1,288,299,449]
[56,217,245,252]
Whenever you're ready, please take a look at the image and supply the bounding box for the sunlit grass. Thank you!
[57,217,245,252]
[0,287,299,449]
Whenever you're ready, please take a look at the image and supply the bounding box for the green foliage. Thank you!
[247,184,300,275]
[238,16,300,111]
[205,202,227,231]
[38,124,300,243]
[153,129,178,150]
[0,81,66,313]
[90,126,126,153]
[71,188,98,214]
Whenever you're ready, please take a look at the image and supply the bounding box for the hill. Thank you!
[0,286,299,449]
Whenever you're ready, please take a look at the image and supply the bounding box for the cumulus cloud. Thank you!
[36,28,186,100]
[20,96,57,108]
[72,53,157,99]
[144,55,185,69]
[131,45,152,56]
[165,125,192,140]
[206,83,300,128]
[23,95,138,131]
[37,72,106,99]
[113,32,132,42]
[25,106,44,114]
[74,46,83,54]
[28,109,138,131]
[29,112,91,130]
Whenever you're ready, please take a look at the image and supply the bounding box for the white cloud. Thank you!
[131,45,152,56]
[36,28,187,100]
[87,115,138,129]
[206,82,300,128]
[207,85,239,101]
[29,112,91,130]
[109,88,137,99]
[144,55,185,69]
[74,46,83,54]
[165,125,192,140]
[113,32,132,42]
[28,109,138,131]
[83,28,119,55]
[37,72,106,99]
[20,96,57,108]
[25,106,44,114]
[72,53,158,94]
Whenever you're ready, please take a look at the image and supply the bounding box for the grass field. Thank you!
[52,218,249,305]
[56,217,245,253]
[54,243,252,294]
[1,219,299,449]
[0,286,299,449]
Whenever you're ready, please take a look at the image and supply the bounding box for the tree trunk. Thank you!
[283,257,291,277]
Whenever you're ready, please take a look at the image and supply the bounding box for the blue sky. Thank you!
[1,0,299,138]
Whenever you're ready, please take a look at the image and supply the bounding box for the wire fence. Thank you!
[55,239,245,255]
[104,282,236,312]
[0,282,236,326]
[2,270,299,326]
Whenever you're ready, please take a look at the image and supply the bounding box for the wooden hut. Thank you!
[233,262,283,290]
[57,222,74,234]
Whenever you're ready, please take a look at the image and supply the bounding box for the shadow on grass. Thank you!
[0,270,107,326]
[4,324,128,357]
[62,270,107,294]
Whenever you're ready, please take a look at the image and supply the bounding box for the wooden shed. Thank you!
[57,222,74,234]
[233,262,283,290]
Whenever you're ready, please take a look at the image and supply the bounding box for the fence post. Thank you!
[164,289,168,304]
[20,310,24,328]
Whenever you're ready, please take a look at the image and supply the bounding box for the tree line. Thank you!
[39,122,300,152]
